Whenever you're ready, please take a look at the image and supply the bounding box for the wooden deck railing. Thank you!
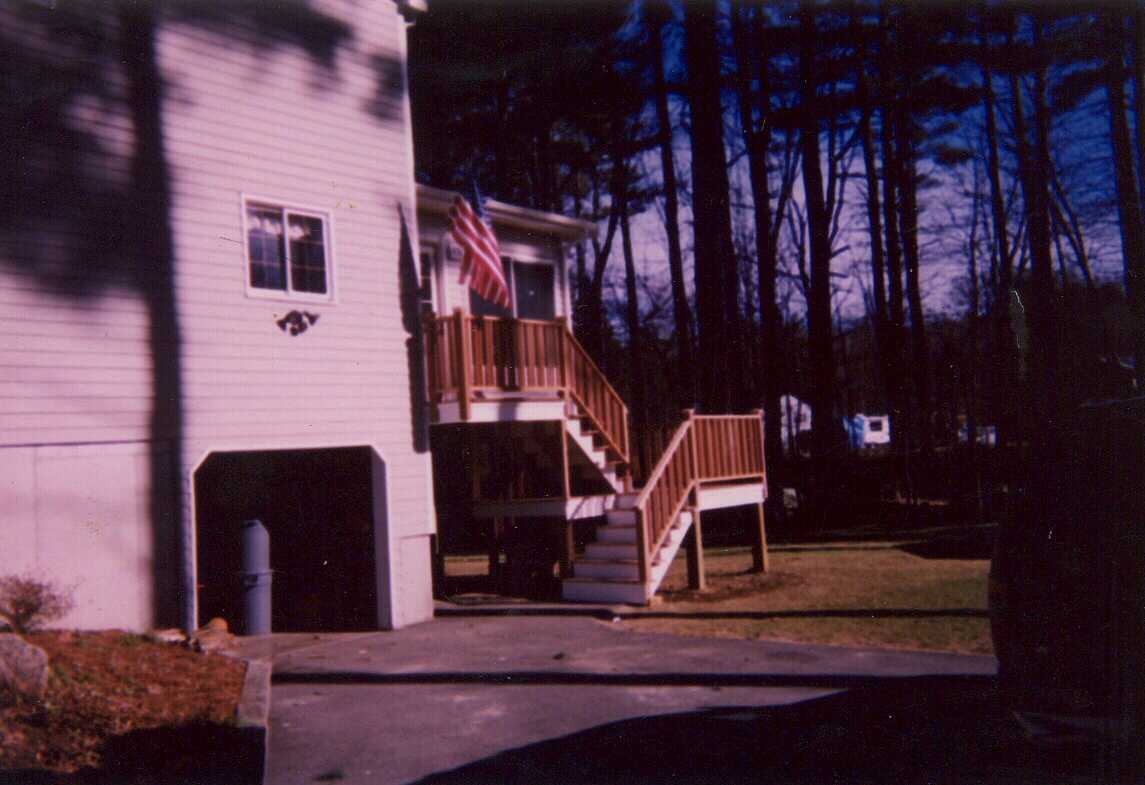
[424,311,630,463]
[631,411,765,582]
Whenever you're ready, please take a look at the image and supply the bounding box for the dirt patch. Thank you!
[0,631,245,776]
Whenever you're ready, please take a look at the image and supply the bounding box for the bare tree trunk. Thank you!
[800,0,836,518]
[1133,7,1145,214]
[1012,17,1058,428]
[731,1,785,513]
[580,168,622,362]
[853,8,889,415]
[620,202,647,474]
[967,164,984,525]
[1108,12,1145,391]
[684,1,737,412]
[650,7,695,408]
[980,10,1018,447]
[897,117,931,452]
[879,21,907,454]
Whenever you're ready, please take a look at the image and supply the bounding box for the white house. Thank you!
[1,1,768,632]
[1,0,437,632]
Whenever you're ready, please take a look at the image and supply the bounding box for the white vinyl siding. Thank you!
[0,1,435,629]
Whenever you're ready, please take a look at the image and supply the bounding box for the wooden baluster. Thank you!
[684,412,697,489]
[469,319,480,387]
[728,420,736,475]
[701,419,710,477]
[519,322,529,388]
[528,322,538,388]
[453,309,471,421]
[423,316,437,398]
[719,421,728,476]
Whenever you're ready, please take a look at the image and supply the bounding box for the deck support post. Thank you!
[751,501,770,573]
[685,507,706,591]
[488,516,503,587]
[558,519,575,579]
[430,533,446,599]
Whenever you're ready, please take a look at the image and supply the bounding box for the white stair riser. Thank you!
[564,416,623,494]
[585,542,636,560]
[562,580,647,604]
[575,561,640,580]
[606,509,637,525]
[614,493,639,509]
[569,431,605,465]
[596,526,637,544]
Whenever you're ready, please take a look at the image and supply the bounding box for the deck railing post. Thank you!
[751,408,764,476]
[453,308,471,421]
[422,313,437,396]
[558,318,571,391]
[635,507,649,584]
[685,507,706,591]
[684,409,699,482]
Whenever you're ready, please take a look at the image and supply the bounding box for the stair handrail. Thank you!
[631,410,767,584]
[560,324,630,464]
[631,412,698,582]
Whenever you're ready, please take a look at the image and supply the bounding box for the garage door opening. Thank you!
[194,446,381,633]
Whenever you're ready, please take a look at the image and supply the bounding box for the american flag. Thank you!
[450,184,510,309]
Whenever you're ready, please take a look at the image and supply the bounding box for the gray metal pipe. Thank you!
[241,519,272,636]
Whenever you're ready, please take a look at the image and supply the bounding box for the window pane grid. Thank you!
[246,201,330,299]
[288,213,328,294]
[247,207,286,291]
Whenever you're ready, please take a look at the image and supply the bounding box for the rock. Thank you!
[146,628,187,645]
[0,633,50,699]
[191,625,234,654]
[205,617,228,633]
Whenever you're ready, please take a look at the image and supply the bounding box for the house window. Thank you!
[868,419,884,432]
[469,258,555,320]
[245,200,332,299]
[418,247,437,319]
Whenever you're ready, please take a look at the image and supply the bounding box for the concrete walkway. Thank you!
[260,611,1107,785]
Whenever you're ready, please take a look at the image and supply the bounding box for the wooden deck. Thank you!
[424,312,769,603]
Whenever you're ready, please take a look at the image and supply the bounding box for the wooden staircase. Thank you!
[561,412,766,604]
[425,312,767,604]
[562,493,693,603]
[563,402,625,494]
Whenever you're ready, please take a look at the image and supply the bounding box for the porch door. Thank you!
[470,258,556,320]
[512,262,555,321]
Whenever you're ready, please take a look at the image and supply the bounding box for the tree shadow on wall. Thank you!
[0,0,360,627]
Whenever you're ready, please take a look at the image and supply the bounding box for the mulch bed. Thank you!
[0,631,245,776]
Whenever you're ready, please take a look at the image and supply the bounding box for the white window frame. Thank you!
[241,194,336,304]
[418,242,441,314]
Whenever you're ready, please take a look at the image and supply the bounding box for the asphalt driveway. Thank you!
[262,609,1109,785]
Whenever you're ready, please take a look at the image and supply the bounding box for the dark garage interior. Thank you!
[194,446,378,633]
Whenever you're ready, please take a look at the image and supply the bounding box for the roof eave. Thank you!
[416,184,598,242]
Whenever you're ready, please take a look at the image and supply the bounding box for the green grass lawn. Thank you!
[627,539,992,654]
